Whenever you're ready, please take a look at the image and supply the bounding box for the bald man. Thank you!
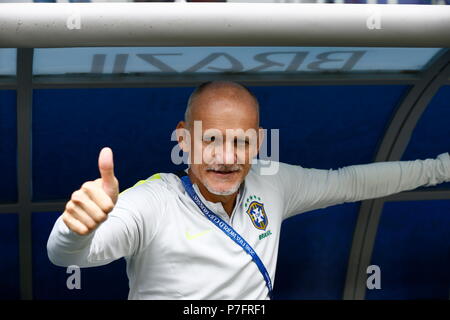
[47,81,450,299]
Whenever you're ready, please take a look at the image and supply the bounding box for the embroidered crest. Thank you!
[246,201,268,230]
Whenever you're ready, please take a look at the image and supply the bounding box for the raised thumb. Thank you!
[98,147,118,200]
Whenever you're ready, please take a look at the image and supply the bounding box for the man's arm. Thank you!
[47,197,142,268]
[278,152,450,219]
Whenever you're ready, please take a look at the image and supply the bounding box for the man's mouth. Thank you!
[206,168,240,177]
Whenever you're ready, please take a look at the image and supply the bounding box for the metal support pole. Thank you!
[16,48,34,300]
[0,3,449,48]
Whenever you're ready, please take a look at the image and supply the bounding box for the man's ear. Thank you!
[176,121,191,153]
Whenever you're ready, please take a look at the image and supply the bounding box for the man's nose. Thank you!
[214,141,236,165]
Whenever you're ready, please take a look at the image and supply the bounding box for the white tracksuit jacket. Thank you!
[47,154,450,299]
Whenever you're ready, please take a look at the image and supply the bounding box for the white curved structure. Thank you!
[0,3,449,48]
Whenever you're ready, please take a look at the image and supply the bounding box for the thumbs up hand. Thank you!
[62,147,120,236]
[98,147,119,204]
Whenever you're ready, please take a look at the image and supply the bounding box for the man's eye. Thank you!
[234,138,249,145]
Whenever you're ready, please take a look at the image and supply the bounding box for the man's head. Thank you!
[176,81,263,197]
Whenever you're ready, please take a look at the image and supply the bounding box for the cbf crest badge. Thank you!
[245,196,268,231]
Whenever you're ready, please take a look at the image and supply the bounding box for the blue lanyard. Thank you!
[180,175,273,299]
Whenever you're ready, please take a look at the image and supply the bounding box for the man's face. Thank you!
[177,89,262,196]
